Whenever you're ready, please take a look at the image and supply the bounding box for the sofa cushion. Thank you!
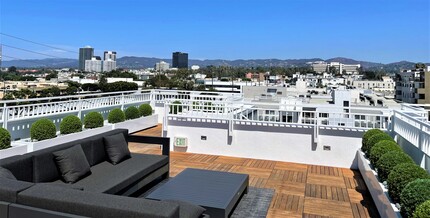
[163,199,206,218]
[17,183,179,218]
[32,140,92,183]
[0,154,33,182]
[0,167,16,180]
[53,145,91,183]
[0,178,34,203]
[53,153,168,194]
[103,133,131,165]
[87,128,129,166]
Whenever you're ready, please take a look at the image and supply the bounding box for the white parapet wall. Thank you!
[166,119,364,169]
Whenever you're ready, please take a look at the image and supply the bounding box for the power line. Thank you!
[1,43,64,59]
[0,32,78,54]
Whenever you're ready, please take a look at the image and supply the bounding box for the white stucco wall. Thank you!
[166,120,364,168]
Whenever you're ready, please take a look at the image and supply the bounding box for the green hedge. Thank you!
[124,106,140,120]
[362,129,384,154]
[60,115,82,135]
[369,140,402,165]
[414,200,430,218]
[170,101,182,115]
[375,150,414,182]
[0,128,11,150]
[138,104,152,117]
[31,119,56,141]
[400,179,430,218]
[108,108,125,124]
[84,112,104,129]
[387,163,429,203]
[364,133,394,156]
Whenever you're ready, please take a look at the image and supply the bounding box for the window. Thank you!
[343,101,349,107]
[319,113,328,118]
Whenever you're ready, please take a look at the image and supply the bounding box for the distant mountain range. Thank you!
[1,57,426,73]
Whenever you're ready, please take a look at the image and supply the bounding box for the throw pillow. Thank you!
[0,167,16,180]
[53,145,91,183]
[163,199,206,218]
[103,133,131,165]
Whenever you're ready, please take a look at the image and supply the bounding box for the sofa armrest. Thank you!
[127,135,170,158]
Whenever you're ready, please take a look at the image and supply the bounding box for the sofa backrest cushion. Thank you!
[53,145,92,183]
[0,154,33,182]
[103,133,131,165]
[17,184,180,218]
[32,140,92,183]
[0,178,34,203]
[88,129,129,166]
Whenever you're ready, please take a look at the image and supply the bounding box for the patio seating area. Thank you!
[130,125,379,218]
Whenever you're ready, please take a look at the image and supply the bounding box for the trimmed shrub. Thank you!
[60,115,82,135]
[138,104,152,117]
[170,101,182,115]
[364,133,394,156]
[387,163,429,203]
[124,106,140,120]
[362,129,384,154]
[375,150,414,182]
[84,112,104,129]
[369,140,402,165]
[400,179,430,218]
[31,118,56,141]
[414,200,430,218]
[108,108,125,124]
[0,128,11,150]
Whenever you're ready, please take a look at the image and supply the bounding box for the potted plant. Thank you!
[114,105,158,133]
[0,127,27,158]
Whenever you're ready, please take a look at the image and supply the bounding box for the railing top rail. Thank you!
[0,90,151,104]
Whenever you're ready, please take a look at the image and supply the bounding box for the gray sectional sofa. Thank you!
[0,129,206,218]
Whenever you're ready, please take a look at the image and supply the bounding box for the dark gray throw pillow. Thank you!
[163,199,206,218]
[0,167,16,180]
[103,133,131,165]
[52,145,91,183]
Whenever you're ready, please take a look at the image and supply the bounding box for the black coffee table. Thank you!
[146,168,249,218]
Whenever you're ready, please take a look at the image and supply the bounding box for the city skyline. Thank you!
[0,0,429,63]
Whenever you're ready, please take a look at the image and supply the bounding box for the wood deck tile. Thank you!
[132,125,379,218]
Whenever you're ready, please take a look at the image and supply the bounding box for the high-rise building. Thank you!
[155,61,170,72]
[104,51,117,61]
[172,52,188,68]
[79,46,94,71]
[85,56,102,72]
[103,59,117,72]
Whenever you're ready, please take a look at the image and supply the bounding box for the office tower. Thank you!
[84,56,102,72]
[172,52,188,68]
[79,46,94,71]
[104,51,117,61]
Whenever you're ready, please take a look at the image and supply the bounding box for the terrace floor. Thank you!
[129,125,379,218]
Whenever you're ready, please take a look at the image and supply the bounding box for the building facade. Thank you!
[352,76,395,92]
[172,52,188,68]
[155,61,170,72]
[103,59,116,72]
[395,68,429,104]
[85,56,102,72]
[104,51,117,61]
[79,46,94,71]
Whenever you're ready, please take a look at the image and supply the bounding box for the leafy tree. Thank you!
[415,63,426,69]
[8,66,17,73]
[45,72,58,80]
[82,83,99,91]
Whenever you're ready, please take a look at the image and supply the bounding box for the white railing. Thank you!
[164,100,392,130]
[393,110,430,156]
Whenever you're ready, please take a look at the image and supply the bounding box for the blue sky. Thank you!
[0,0,429,63]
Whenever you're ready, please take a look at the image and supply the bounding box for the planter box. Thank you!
[17,125,114,152]
[113,114,158,134]
[356,151,401,218]
[0,143,28,159]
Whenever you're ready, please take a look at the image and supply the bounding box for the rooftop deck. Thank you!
[130,125,379,218]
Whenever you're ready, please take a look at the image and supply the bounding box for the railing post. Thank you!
[77,97,82,120]
[2,103,8,129]
[121,93,125,110]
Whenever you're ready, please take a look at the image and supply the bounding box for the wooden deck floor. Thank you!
[130,125,379,218]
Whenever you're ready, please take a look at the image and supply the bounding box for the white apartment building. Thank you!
[311,61,328,73]
[352,76,395,92]
[395,68,428,104]
[104,51,117,61]
[310,61,361,74]
[85,56,102,72]
[103,59,116,72]
[155,61,170,72]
